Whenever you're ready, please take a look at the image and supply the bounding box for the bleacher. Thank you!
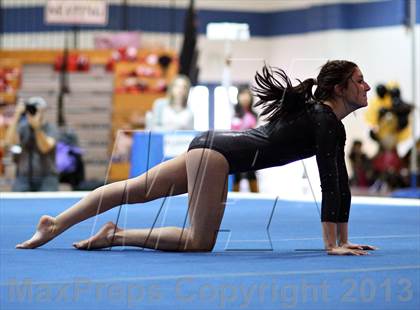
[0,49,177,189]
[18,63,113,181]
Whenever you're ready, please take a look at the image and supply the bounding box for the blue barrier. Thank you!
[129,130,234,190]
[130,131,197,177]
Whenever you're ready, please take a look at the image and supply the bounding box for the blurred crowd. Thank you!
[1,76,418,195]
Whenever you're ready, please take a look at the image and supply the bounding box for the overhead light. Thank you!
[206,23,250,41]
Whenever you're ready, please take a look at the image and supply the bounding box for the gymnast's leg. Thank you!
[16,153,189,249]
[73,148,229,251]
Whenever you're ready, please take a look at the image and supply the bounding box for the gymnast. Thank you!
[17,60,377,255]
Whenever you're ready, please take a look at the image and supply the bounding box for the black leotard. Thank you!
[188,102,351,223]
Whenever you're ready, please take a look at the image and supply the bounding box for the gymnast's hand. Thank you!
[340,242,378,251]
[327,246,370,256]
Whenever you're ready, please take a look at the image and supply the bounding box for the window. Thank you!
[214,86,238,129]
[189,86,209,130]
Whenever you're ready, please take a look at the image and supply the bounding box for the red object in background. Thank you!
[54,54,90,72]
[354,167,369,187]
[126,86,140,94]
[106,47,139,72]
[76,55,90,71]
[68,54,78,71]
[106,50,121,71]
[0,79,5,92]
[373,149,402,173]
[0,147,4,175]
[106,59,115,72]
[135,65,153,77]
[0,67,21,93]
[125,47,138,61]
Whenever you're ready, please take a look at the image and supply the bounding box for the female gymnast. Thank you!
[17,60,377,255]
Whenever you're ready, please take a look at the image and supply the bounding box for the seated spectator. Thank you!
[147,75,194,130]
[4,97,58,191]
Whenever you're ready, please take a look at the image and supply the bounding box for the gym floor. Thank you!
[1,193,419,309]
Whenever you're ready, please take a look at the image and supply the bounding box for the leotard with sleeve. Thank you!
[188,102,351,223]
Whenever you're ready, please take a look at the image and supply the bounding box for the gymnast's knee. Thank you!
[187,233,216,252]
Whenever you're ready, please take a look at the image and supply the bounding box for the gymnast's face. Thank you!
[341,67,371,110]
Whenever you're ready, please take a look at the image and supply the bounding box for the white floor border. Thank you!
[1,191,418,206]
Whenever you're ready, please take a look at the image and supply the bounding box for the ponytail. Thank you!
[252,65,316,122]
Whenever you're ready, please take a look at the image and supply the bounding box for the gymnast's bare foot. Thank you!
[73,222,121,250]
[16,215,58,249]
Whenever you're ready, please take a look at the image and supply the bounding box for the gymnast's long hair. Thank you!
[252,60,357,121]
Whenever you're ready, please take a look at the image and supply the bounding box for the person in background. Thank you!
[4,97,58,191]
[348,140,373,188]
[231,86,259,192]
[147,75,194,130]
